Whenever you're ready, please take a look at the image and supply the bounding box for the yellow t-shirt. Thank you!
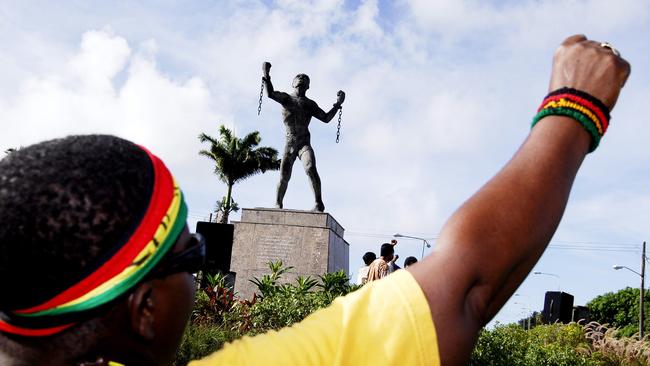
[189,270,440,366]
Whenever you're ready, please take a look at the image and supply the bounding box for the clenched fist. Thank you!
[336,90,345,106]
[262,62,272,79]
[549,34,630,110]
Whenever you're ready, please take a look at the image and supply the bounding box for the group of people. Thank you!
[0,35,630,365]
[356,240,419,285]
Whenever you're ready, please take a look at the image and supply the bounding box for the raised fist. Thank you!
[336,90,345,105]
[549,35,630,110]
[262,62,272,78]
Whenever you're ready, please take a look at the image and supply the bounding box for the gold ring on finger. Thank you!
[600,42,621,57]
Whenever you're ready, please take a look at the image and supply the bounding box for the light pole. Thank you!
[393,233,433,260]
[533,271,561,291]
[514,302,533,330]
[613,241,646,339]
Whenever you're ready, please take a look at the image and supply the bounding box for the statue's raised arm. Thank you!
[262,62,290,105]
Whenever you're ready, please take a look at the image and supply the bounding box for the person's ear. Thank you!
[128,282,156,340]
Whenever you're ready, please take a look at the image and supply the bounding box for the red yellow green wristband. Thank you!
[531,88,611,152]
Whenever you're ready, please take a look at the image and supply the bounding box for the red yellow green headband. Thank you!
[0,146,188,337]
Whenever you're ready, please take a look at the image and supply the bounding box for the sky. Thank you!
[1,0,650,326]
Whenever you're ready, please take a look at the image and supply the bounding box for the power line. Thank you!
[552,240,641,246]
[346,231,438,240]
[344,228,643,253]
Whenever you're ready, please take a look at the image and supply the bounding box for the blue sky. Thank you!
[2,0,650,326]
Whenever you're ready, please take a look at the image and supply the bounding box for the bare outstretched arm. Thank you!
[408,35,630,365]
[312,91,345,123]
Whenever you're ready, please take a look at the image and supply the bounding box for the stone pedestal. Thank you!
[230,208,349,299]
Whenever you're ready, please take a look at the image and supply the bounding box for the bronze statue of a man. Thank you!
[262,62,345,212]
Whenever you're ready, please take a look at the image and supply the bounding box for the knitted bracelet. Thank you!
[531,88,611,152]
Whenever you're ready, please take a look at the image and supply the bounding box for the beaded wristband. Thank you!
[531,88,611,152]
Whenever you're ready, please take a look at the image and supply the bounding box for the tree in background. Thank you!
[199,125,280,223]
[587,287,650,337]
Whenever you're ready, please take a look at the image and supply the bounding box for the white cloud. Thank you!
[0,29,219,183]
[406,0,505,36]
[567,191,650,240]
[403,0,650,48]
[68,28,130,91]
[350,0,382,38]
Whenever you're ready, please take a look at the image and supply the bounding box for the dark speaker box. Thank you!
[572,305,591,323]
[195,222,234,274]
[542,291,574,324]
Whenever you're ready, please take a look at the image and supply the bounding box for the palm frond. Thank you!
[198,149,217,162]
[198,133,219,146]
[218,125,234,145]
[240,131,261,150]
[199,124,280,189]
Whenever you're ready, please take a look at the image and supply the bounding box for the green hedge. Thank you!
[470,322,650,366]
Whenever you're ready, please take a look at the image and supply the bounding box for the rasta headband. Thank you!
[0,146,188,337]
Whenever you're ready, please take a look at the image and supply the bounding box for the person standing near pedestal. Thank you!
[367,243,398,282]
[262,62,345,212]
[357,252,377,285]
[404,256,418,268]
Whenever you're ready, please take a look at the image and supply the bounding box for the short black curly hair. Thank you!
[0,135,153,311]
[362,252,376,265]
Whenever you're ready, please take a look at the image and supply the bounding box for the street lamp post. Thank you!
[514,302,533,330]
[533,271,561,291]
[613,241,646,339]
[393,233,433,260]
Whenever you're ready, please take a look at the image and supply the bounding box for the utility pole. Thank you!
[641,241,646,339]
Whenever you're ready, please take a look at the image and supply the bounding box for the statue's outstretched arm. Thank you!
[313,90,345,123]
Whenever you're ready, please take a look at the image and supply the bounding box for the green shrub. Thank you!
[470,324,529,366]
[587,288,650,338]
[471,322,650,366]
[173,323,240,366]
[248,290,329,331]
[524,323,596,366]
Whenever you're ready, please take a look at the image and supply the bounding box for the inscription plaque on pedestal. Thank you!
[230,208,349,299]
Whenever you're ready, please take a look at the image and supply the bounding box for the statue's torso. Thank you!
[281,95,314,146]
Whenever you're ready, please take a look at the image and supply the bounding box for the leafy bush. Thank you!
[471,322,650,366]
[470,324,529,366]
[248,288,330,332]
[588,288,650,338]
[246,263,358,332]
[523,323,596,366]
[173,323,241,366]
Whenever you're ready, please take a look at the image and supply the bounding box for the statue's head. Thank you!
[292,74,310,90]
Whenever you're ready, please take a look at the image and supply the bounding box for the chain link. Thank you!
[257,78,265,116]
[335,107,342,143]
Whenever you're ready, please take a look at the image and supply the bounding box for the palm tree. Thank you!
[199,125,280,223]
